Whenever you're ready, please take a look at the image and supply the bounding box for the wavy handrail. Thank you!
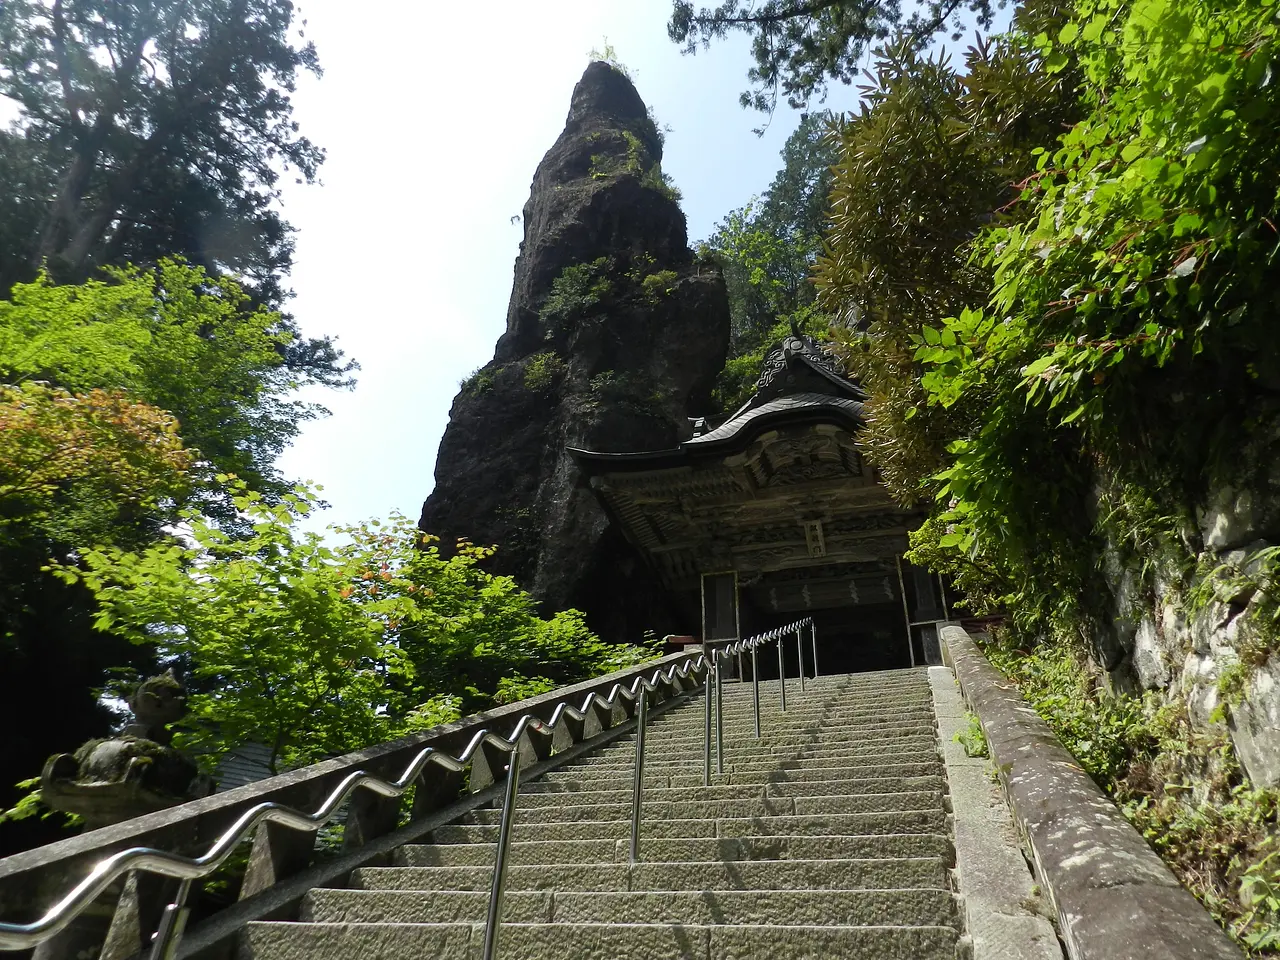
[717,616,813,660]
[0,654,707,951]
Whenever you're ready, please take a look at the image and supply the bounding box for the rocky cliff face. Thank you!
[1092,429,1280,788]
[419,62,730,641]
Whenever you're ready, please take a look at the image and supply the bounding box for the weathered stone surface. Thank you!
[1229,655,1280,787]
[943,626,1243,960]
[1199,485,1262,551]
[929,666,1062,960]
[419,62,730,641]
[1132,616,1171,689]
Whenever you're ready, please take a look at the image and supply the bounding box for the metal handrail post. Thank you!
[751,644,760,739]
[777,635,787,712]
[482,747,523,960]
[796,626,806,693]
[703,652,713,787]
[148,878,192,960]
[811,621,820,678]
[629,691,648,863]
[714,652,724,776]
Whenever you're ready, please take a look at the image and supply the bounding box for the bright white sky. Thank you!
[274,2,871,533]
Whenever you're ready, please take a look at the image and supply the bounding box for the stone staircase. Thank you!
[240,669,959,959]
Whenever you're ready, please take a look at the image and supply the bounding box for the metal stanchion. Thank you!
[703,653,713,787]
[777,633,787,712]
[148,878,192,960]
[751,643,761,739]
[629,690,648,863]
[811,621,820,678]
[715,652,724,776]
[482,746,523,960]
[797,625,806,693]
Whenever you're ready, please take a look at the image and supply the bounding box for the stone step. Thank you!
[241,920,960,960]
[431,810,948,845]
[535,758,944,788]
[302,886,960,927]
[667,698,935,715]
[398,832,953,868]
[520,774,946,802]
[594,738,940,762]
[350,856,949,893]
[633,713,935,733]
[563,753,941,778]
[458,790,943,825]
[603,724,940,747]
[616,720,938,739]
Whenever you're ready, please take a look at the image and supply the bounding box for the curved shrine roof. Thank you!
[570,330,864,469]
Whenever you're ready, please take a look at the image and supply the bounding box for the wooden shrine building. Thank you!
[570,328,952,674]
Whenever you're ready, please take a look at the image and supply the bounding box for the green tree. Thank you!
[0,383,193,545]
[0,0,324,313]
[0,259,345,502]
[905,0,1280,638]
[704,112,842,409]
[814,8,1077,500]
[0,383,193,853]
[49,488,658,773]
[0,260,351,854]
[669,0,1003,116]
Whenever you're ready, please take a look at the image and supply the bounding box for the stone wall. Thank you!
[1098,437,1280,788]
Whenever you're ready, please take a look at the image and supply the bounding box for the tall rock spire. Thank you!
[419,62,730,641]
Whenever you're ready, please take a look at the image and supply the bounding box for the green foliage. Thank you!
[705,113,839,353]
[900,0,1280,642]
[668,0,1002,117]
[539,258,612,332]
[641,162,683,203]
[1193,545,1280,672]
[52,482,660,771]
[640,270,680,299]
[587,41,633,80]
[588,370,668,419]
[494,675,557,705]
[52,480,402,772]
[1239,844,1280,952]
[523,352,566,392]
[0,383,193,545]
[818,25,1078,503]
[954,712,989,758]
[588,128,682,203]
[460,366,496,396]
[0,779,52,826]
[0,0,324,309]
[0,260,344,504]
[714,306,831,411]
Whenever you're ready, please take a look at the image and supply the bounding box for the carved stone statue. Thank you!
[41,670,213,830]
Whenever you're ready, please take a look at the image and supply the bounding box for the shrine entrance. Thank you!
[570,328,953,671]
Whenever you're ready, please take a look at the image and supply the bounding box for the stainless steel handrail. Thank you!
[482,748,522,960]
[631,618,813,867]
[0,655,708,956]
[708,618,816,747]
[703,657,713,787]
[714,654,725,776]
[628,690,648,863]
